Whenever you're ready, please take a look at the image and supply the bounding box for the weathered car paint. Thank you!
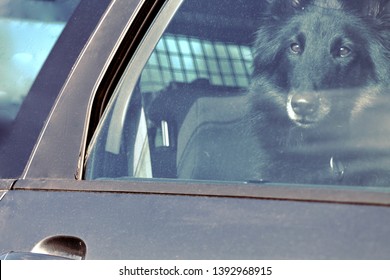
[12,178,390,206]
[1,188,390,259]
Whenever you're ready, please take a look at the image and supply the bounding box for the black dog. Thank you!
[248,0,390,185]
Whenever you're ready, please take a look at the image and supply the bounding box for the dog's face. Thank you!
[251,0,389,132]
[285,8,377,129]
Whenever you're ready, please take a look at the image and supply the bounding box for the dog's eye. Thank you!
[338,46,351,58]
[290,43,302,54]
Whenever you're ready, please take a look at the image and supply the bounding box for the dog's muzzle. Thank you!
[287,92,330,127]
[291,93,319,117]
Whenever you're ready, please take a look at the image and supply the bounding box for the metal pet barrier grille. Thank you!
[140,34,253,93]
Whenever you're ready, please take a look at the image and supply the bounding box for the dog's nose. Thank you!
[291,94,319,116]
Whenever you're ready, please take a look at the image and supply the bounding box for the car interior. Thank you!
[85,0,265,182]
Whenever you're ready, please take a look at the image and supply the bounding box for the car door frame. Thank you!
[21,0,168,180]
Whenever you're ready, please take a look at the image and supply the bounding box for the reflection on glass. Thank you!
[0,0,80,123]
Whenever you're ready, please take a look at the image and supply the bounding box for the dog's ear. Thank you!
[362,0,390,17]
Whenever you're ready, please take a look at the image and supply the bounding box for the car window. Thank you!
[0,0,80,134]
[85,0,390,188]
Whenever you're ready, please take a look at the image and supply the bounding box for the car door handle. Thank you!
[0,235,87,260]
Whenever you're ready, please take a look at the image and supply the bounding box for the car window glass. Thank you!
[0,0,80,131]
[85,0,390,189]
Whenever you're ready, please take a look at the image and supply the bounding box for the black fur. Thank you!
[248,0,390,185]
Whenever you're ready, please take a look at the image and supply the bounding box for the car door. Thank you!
[1,0,390,260]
